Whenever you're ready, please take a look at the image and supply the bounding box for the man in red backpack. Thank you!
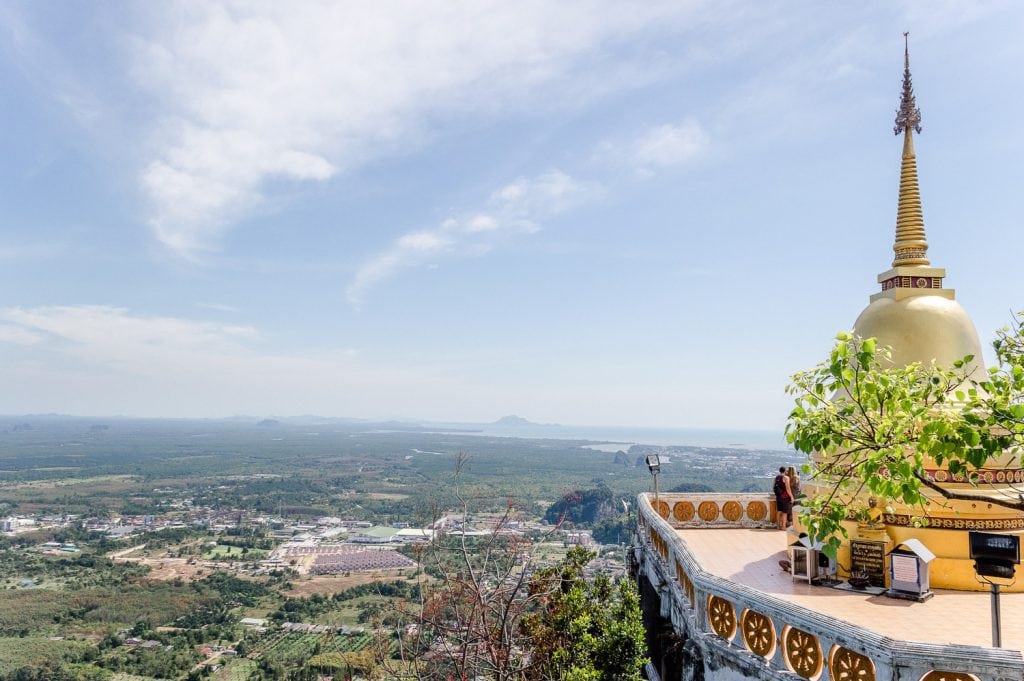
[773,466,792,531]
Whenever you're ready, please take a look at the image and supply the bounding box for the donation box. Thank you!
[888,539,935,601]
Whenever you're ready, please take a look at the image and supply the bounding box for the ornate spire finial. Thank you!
[891,32,928,267]
[894,32,922,135]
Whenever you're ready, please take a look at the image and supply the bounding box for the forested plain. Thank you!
[0,417,788,679]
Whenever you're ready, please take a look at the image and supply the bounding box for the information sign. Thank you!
[891,553,919,584]
[850,540,886,587]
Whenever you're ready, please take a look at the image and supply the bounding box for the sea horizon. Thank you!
[444,423,790,451]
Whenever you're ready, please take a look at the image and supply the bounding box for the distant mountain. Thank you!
[491,415,559,427]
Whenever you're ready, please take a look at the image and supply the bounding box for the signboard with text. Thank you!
[850,540,886,587]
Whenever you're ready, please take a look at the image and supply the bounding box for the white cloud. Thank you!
[464,215,499,233]
[631,119,709,168]
[0,323,43,345]
[491,170,592,216]
[1,306,258,363]
[595,118,709,175]
[346,170,595,306]
[128,2,704,257]
[396,231,449,253]
[0,305,448,418]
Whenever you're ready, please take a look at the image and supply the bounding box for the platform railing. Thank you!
[636,492,1024,681]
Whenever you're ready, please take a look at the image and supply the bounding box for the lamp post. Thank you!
[645,454,661,515]
[969,531,1020,647]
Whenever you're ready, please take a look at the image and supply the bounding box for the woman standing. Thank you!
[773,466,792,531]
[786,466,801,527]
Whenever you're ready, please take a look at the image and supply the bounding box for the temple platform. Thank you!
[677,526,1024,650]
[635,492,1024,681]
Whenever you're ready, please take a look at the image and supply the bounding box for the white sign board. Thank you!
[891,553,918,583]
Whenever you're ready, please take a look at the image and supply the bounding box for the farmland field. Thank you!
[211,658,258,680]
[0,636,91,675]
[202,544,266,560]
[254,631,375,665]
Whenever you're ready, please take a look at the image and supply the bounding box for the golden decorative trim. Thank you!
[924,468,1024,484]
[722,501,743,522]
[673,501,695,522]
[707,595,737,641]
[830,646,876,681]
[741,609,776,659]
[655,500,670,519]
[745,500,768,521]
[883,514,1024,530]
[698,501,720,522]
[784,626,823,680]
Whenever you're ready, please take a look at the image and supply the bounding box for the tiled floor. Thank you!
[677,527,1024,650]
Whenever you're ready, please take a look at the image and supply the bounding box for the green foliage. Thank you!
[786,323,1024,556]
[403,541,646,680]
[590,513,632,545]
[522,547,647,681]
[197,573,272,607]
[98,641,201,679]
[0,637,93,678]
[786,332,971,554]
[0,548,149,594]
[665,482,715,493]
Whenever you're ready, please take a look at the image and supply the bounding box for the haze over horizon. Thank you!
[3,3,1024,429]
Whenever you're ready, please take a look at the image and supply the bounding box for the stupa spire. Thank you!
[891,32,928,267]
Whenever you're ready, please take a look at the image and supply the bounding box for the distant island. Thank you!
[491,415,559,427]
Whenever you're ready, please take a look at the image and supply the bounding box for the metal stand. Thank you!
[991,582,1002,648]
[645,454,661,515]
[969,530,1019,648]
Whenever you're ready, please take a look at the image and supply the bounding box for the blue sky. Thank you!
[2,2,1023,429]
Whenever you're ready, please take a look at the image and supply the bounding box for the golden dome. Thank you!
[853,294,986,382]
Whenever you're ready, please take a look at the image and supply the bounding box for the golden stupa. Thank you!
[813,36,1024,592]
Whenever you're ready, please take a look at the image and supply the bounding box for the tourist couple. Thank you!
[773,466,800,531]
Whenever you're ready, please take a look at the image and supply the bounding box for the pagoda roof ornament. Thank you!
[894,32,922,136]
[890,32,929,268]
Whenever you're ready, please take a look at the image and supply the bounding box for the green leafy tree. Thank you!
[382,455,647,680]
[521,547,646,681]
[786,322,1024,555]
